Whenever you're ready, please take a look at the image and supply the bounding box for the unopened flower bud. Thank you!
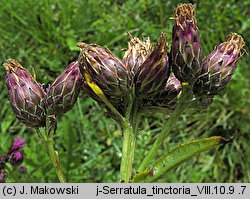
[135,33,169,99]
[9,151,24,166]
[160,75,182,105]
[149,74,182,108]
[45,61,83,117]
[78,43,129,107]
[123,33,153,77]
[171,3,202,84]
[3,59,46,128]
[193,33,245,96]
[19,165,27,174]
[0,169,7,183]
[0,157,5,169]
[12,138,25,150]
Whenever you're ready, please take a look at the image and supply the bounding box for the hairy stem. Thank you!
[119,120,136,182]
[38,128,66,183]
[45,138,66,183]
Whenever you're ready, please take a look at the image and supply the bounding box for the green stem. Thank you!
[119,120,136,182]
[45,138,66,183]
[38,128,66,183]
[137,88,190,172]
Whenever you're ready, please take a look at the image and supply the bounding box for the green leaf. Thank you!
[133,136,229,182]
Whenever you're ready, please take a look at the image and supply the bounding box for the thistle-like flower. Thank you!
[19,165,27,174]
[12,138,25,150]
[78,43,129,108]
[193,33,245,96]
[171,3,202,84]
[123,33,153,77]
[9,151,24,166]
[3,59,46,128]
[135,33,170,99]
[45,61,83,117]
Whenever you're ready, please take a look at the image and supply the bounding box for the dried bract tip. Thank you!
[3,59,46,128]
[3,59,24,72]
[135,33,170,99]
[76,42,89,49]
[175,3,195,28]
[224,33,245,55]
[123,34,153,76]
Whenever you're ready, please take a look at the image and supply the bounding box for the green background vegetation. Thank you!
[0,0,249,182]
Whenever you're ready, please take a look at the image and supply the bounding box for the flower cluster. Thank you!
[78,3,245,116]
[0,138,26,183]
[3,60,83,130]
[3,4,245,126]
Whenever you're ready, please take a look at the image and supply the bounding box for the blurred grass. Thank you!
[0,0,249,182]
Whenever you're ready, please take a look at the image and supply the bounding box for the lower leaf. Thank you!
[133,136,230,182]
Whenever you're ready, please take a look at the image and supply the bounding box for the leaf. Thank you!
[133,136,229,182]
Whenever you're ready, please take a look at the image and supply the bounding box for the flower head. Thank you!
[12,138,25,150]
[0,169,7,183]
[45,61,83,117]
[171,3,202,84]
[135,33,170,99]
[9,151,24,166]
[78,42,129,108]
[193,33,245,96]
[123,33,153,77]
[3,59,46,128]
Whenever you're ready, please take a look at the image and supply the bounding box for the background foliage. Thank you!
[0,0,249,182]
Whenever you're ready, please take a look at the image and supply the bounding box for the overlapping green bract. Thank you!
[45,61,83,117]
[171,3,202,84]
[193,33,245,96]
[4,59,46,128]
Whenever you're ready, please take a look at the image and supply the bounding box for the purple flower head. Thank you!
[3,59,46,128]
[12,138,25,150]
[9,151,24,166]
[0,169,7,183]
[19,165,27,174]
